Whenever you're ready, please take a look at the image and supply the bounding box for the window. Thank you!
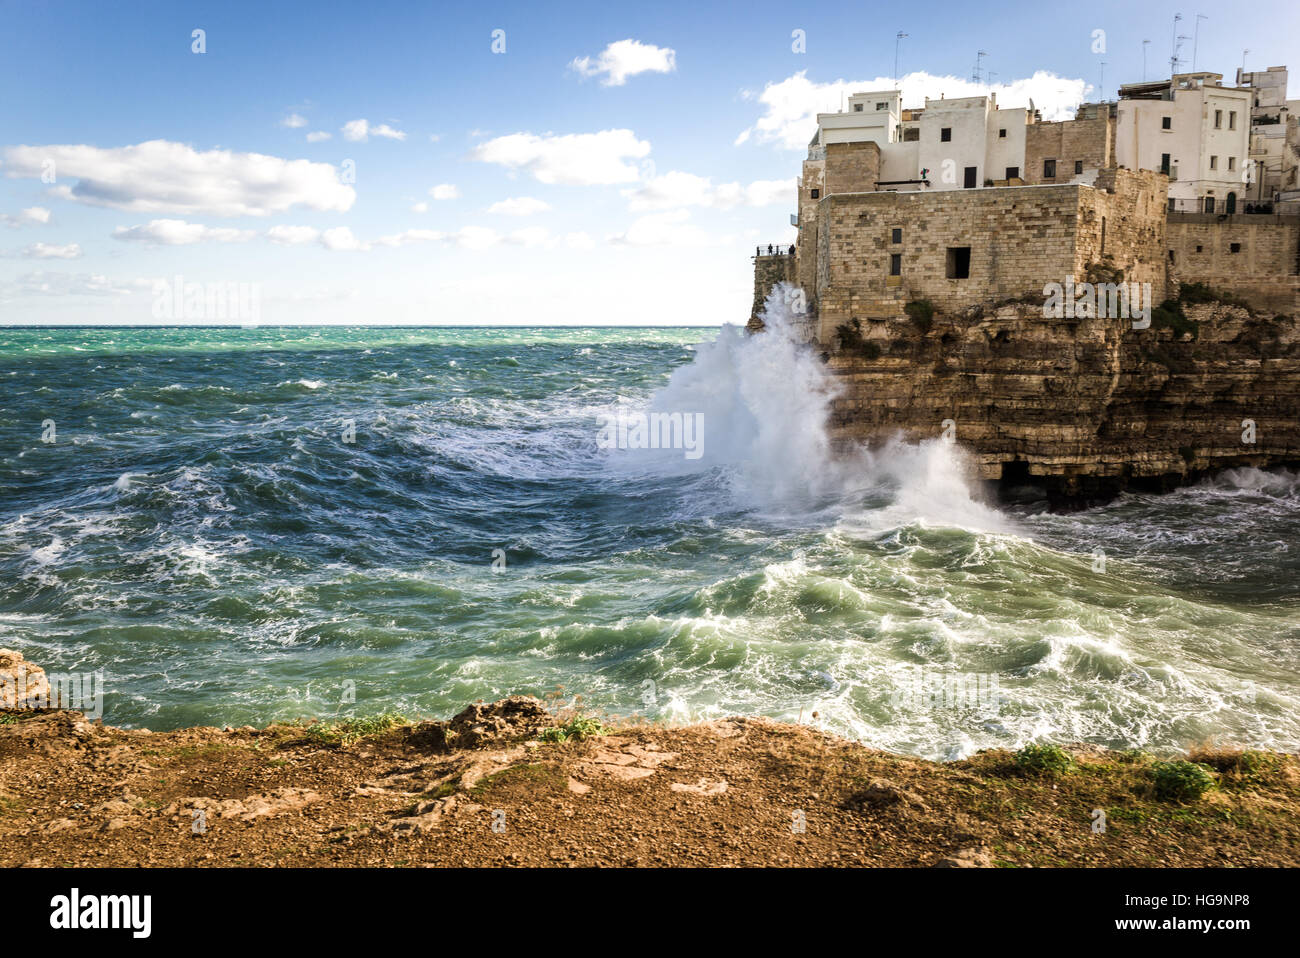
[810,188,820,199]
[1074,160,1084,175]
[1229,111,1236,130]
[903,127,919,142]
[891,228,902,243]
[1228,157,1235,171]
[1215,110,1222,128]
[1204,197,1216,213]
[1043,158,1057,178]
[940,127,952,142]
[1162,116,1172,130]
[1169,198,1177,212]
[963,166,977,188]
[890,253,902,275]
[1005,166,1019,180]
[1160,153,1171,174]
[1196,244,1203,252]
[1210,155,1218,170]
[1230,243,1241,253]
[946,247,971,279]
[876,102,888,111]
[854,103,864,112]
[999,128,1007,138]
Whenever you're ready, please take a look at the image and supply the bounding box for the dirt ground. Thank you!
[2,697,1298,868]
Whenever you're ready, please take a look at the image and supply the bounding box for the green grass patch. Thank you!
[1013,744,1073,778]
[1151,761,1217,803]
[303,712,410,745]
[538,715,608,744]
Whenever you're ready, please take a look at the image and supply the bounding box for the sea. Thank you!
[3,304,1298,760]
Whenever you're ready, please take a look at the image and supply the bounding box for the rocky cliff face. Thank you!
[821,298,1300,504]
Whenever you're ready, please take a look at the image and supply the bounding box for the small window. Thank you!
[945,247,971,280]
[1228,157,1235,171]
[889,253,902,275]
[1005,166,1019,180]
[903,127,920,142]
[963,166,977,188]
[940,127,952,142]
[999,128,1007,138]
[1230,243,1241,253]
[1204,197,1216,213]
[1043,158,1056,178]
[876,102,888,111]
[891,228,902,243]
[1210,155,1218,170]
[1196,244,1203,252]
[1162,116,1172,130]
[1169,198,1177,212]
[810,188,820,199]
[1215,110,1222,128]
[1074,160,1084,175]
[1229,111,1236,130]
[854,103,864,112]
[1160,153,1171,174]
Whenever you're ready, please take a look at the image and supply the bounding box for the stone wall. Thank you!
[1167,212,1300,312]
[748,253,796,330]
[813,185,1083,340]
[822,141,880,196]
[1078,168,1169,297]
[1024,109,1113,185]
[795,155,826,300]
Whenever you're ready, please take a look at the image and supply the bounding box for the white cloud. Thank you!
[21,242,82,259]
[372,228,445,248]
[469,129,650,185]
[570,39,676,87]
[429,184,460,200]
[487,196,551,216]
[564,231,595,250]
[341,119,407,142]
[2,206,52,227]
[411,201,429,213]
[623,172,793,211]
[736,69,1089,150]
[320,226,366,251]
[265,224,322,246]
[608,209,724,247]
[306,131,332,143]
[2,140,355,217]
[0,270,132,298]
[281,113,308,128]
[429,133,441,143]
[112,219,256,245]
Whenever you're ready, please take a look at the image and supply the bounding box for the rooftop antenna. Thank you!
[894,32,908,89]
[1142,39,1151,81]
[971,50,987,84]
[1192,14,1207,72]
[1099,61,1107,102]
[1241,48,1249,76]
[1170,13,1182,74]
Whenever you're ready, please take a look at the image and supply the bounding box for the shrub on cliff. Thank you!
[835,319,882,359]
[905,300,934,333]
[1014,744,1073,778]
[1151,760,1217,802]
[1152,299,1198,340]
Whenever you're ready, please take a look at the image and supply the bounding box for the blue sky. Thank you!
[2,0,1297,325]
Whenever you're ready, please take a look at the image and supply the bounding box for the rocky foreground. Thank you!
[3,653,1298,867]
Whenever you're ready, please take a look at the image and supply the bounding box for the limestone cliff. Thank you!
[820,295,1300,503]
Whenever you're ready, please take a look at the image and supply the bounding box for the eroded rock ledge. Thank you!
[822,299,1300,504]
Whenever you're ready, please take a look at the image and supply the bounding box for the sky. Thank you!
[1,0,1297,326]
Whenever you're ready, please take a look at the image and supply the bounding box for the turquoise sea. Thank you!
[2,322,1298,759]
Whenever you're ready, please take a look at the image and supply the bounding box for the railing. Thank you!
[755,244,796,256]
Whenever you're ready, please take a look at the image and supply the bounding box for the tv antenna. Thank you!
[971,50,987,84]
